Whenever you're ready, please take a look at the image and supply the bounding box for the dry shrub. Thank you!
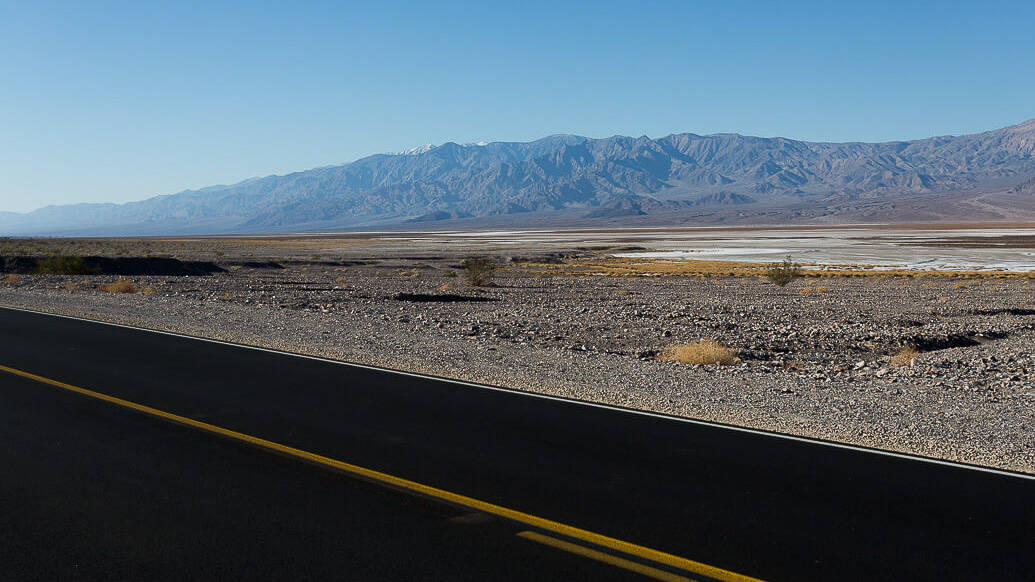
[436,282,454,292]
[815,285,829,293]
[462,256,496,287]
[443,270,458,278]
[398,268,420,278]
[141,286,157,296]
[891,346,919,367]
[2,274,20,285]
[335,276,346,283]
[660,340,737,366]
[799,287,814,295]
[98,279,138,294]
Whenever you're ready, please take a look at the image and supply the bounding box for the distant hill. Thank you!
[4,120,1035,235]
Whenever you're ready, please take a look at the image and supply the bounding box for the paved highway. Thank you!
[1,305,1032,581]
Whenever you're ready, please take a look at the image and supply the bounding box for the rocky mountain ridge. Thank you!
[3,121,1034,235]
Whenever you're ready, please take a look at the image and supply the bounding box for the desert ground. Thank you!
[1,224,1034,473]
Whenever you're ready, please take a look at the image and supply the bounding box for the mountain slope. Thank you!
[4,121,1035,235]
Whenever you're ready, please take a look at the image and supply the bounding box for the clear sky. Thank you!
[1,0,1033,213]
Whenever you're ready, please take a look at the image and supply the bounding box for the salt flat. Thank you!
[389,225,1035,272]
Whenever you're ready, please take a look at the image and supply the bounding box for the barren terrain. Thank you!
[1,227,1033,473]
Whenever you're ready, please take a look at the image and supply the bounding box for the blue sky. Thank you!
[1,0,1033,213]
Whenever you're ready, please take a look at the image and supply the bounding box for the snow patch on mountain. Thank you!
[395,144,436,156]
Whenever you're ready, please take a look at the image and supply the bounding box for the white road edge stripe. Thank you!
[2,303,1032,482]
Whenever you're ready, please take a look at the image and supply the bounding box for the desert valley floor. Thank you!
[2,224,1034,473]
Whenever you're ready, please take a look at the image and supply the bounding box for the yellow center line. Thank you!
[518,530,698,582]
[0,363,766,582]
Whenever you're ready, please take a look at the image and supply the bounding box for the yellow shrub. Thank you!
[660,340,737,366]
[891,346,919,367]
[98,279,138,294]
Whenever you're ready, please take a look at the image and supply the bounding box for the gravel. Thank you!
[2,264,1033,474]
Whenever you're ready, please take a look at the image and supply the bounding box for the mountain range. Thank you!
[3,120,1035,235]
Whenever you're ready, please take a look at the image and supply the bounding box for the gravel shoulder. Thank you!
[2,261,1033,474]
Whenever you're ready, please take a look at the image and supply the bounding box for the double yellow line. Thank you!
[0,363,764,582]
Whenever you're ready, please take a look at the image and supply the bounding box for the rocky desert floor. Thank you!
[1,231,1033,474]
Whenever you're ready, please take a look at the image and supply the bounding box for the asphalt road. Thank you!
[1,305,1032,581]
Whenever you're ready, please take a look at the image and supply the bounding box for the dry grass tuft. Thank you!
[799,287,814,295]
[335,276,346,283]
[659,340,737,366]
[436,282,454,292]
[615,288,630,296]
[815,285,829,293]
[951,282,966,289]
[937,296,949,303]
[97,279,138,294]
[398,268,421,278]
[891,346,920,367]
[141,286,157,296]
[2,274,20,285]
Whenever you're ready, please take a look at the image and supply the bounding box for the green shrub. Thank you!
[35,256,99,275]
[764,256,801,287]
